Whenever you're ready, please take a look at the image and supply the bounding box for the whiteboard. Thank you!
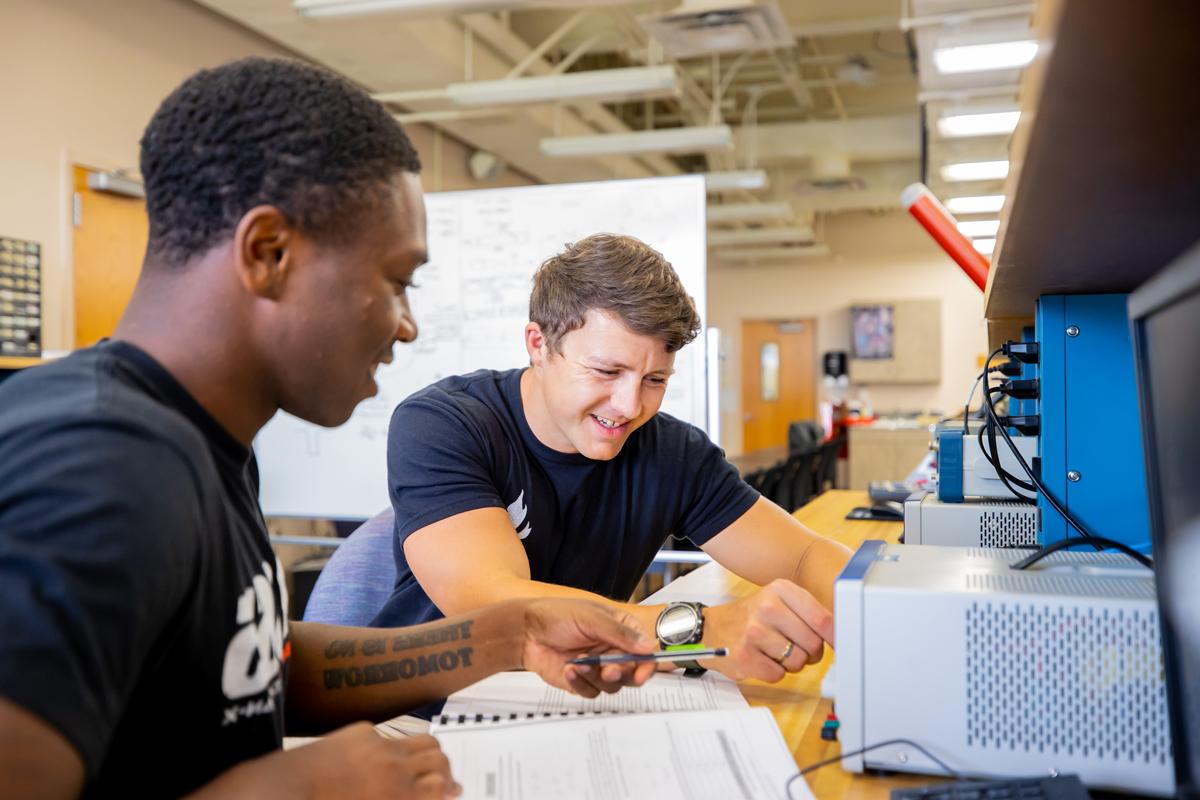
[255,175,708,519]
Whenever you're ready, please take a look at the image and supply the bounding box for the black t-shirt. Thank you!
[0,341,289,796]
[374,368,758,628]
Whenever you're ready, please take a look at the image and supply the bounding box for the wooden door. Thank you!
[741,319,817,452]
[72,165,148,347]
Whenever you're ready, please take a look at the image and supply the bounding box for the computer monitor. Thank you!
[1130,240,1200,799]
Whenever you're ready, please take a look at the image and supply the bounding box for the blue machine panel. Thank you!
[937,427,964,503]
[838,539,886,581]
[1035,294,1151,551]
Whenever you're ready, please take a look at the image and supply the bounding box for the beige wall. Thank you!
[1,0,531,352]
[708,211,988,456]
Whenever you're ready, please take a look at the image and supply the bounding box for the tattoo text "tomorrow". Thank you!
[324,647,475,689]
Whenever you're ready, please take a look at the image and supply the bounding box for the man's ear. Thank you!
[233,205,295,299]
[524,322,549,367]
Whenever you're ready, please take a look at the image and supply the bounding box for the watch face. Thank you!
[658,604,699,646]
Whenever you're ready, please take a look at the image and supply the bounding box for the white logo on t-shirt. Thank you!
[221,556,290,701]
[507,490,533,540]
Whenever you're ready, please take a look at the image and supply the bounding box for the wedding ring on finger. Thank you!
[775,640,795,664]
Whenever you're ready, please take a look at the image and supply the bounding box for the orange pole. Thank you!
[901,183,990,291]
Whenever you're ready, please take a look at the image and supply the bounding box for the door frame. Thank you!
[739,317,819,453]
[55,149,133,351]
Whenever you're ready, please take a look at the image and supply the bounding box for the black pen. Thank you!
[570,647,727,666]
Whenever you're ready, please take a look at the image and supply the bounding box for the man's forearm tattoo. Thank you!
[321,619,477,690]
[323,646,475,689]
[323,620,474,660]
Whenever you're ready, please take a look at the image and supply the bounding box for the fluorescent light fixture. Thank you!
[708,226,814,247]
[703,169,769,192]
[392,108,510,125]
[446,66,679,107]
[295,0,502,17]
[707,202,793,223]
[933,40,1037,74]
[540,126,733,158]
[937,109,1020,138]
[715,245,830,261]
[973,238,997,255]
[945,194,1005,214]
[941,160,1010,182]
[956,219,1001,238]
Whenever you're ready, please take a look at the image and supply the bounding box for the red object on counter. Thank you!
[901,182,990,291]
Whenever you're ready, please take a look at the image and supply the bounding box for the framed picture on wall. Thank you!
[851,304,893,360]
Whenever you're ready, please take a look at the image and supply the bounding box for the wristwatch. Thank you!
[655,601,708,676]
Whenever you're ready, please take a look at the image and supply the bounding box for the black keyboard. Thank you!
[891,774,1091,800]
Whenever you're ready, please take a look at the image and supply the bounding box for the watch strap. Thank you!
[663,639,709,678]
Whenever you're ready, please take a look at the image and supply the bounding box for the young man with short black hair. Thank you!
[0,58,655,799]
[381,233,853,684]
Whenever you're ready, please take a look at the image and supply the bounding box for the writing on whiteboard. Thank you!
[255,175,707,519]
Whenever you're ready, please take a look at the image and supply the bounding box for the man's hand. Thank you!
[701,579,834,682]
[520,599,658,697]
[190,724,459,799]
[296,726,458,799]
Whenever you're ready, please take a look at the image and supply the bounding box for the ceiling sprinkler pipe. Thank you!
[901,182,989,291]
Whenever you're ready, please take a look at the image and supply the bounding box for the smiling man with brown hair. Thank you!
[379,232,853,686]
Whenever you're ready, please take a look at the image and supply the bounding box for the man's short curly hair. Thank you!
[530,234,701,354]
[140,57,421,267]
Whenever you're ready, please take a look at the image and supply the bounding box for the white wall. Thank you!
[708,210,988,456]
[0,0,531,352]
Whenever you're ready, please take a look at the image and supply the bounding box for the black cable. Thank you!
[955,361,1036,498]
[977,403,1037,499]
[785,738,962,798]
[994,360,1025,378]
[978,418,1033,496]
[980,348,1094,538]
[973,385,1036,498]
[960,347,1147,568]
[1012,534,1154,570]
[981,346,1156,569]
[984,389,1036,493]
[955,364,1017,425]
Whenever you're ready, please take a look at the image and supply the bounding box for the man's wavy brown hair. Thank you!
[529,234,700,354]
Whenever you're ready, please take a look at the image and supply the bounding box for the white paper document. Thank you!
[437,669,748,718]
[435,707,809,800]
[430,672,813,800]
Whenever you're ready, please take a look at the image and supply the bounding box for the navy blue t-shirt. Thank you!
[374,368,758,627]
[0,341,289,796]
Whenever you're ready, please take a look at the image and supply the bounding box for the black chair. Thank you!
[758,464,788,509]
[782,448,820,511]
[742,467,768,493]
[787,421,823,455]
[812,435,845,495]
